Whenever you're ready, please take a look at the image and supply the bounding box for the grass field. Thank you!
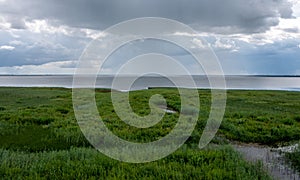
[0,87,299,179]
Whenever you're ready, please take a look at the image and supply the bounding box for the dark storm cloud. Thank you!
[0,0,298,75]
[0,0,294,34]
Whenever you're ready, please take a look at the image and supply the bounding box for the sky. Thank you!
[0,0,299,75]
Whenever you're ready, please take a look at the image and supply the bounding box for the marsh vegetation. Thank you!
[0,87,299,179]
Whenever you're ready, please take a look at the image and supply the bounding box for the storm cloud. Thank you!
[0,0,299,75]
[0,0,294,34]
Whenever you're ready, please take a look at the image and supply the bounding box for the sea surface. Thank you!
[0,75,300,91]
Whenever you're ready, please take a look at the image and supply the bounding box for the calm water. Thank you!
[0,75,299,91]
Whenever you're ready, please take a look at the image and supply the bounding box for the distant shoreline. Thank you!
[0,75,299,92]
[0,86,299,93]
[0,74,299,77]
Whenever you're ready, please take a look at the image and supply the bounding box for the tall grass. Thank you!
[0,146,270,179]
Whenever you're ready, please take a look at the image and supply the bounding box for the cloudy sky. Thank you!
[0,0,299,75]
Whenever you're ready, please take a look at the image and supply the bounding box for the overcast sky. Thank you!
[0,0,299,75]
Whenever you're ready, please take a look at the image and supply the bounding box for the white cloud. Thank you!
[80,29,106,40]
[24,19,106,40]
[291,0,300,17]
[0,60,76,74]
[191,38,206,49]
[0,16,10,29]
[173,32,201,37]
[213,38,237,50]
[0,45,15,50]
[25,19,70,35]
[9,40,24,46]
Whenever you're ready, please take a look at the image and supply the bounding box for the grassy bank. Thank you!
[0,87,299,178]
[285,145,300,172]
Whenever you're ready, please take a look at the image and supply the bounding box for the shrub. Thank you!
[56,108,69,114]
[282,118,294,125]
[294,116,300,122]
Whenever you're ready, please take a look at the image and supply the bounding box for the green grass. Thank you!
[0,87,300,178]
[285,145,300,172]
[221,90,300,146]
[0,146,270,180]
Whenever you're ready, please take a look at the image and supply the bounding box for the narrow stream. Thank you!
[157,103,300,179]
[234,144,299,180]
[158,105,177,114]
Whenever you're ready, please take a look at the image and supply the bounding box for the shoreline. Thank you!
[0,86,299,92]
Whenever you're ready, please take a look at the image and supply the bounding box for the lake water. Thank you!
[0,75,300,91]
